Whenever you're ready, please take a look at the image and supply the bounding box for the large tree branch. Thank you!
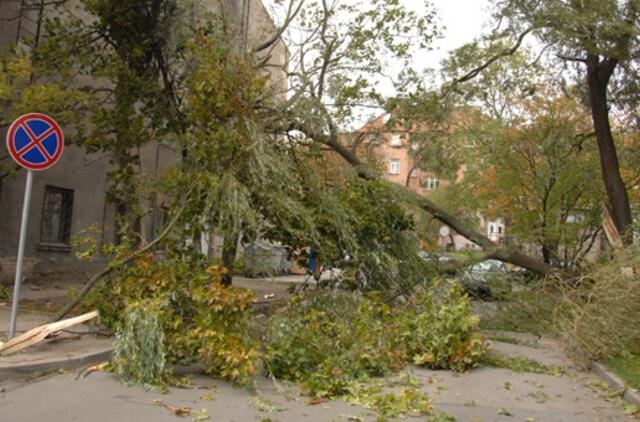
[288,114,560,277]
[445,27,534,92]
[253,0,304,53]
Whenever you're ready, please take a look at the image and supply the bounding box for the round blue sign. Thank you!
[6,113,64,171]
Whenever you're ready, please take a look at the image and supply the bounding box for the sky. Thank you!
[427,0,492,65]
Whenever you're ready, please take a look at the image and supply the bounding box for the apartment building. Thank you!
[0,0,288,281]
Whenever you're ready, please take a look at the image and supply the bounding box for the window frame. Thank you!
[389,159,401,175]
[39,185,74,247]
[389,133,402,147]
[423,177,440,191]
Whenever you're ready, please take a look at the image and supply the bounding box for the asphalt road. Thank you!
[0,358,629,422]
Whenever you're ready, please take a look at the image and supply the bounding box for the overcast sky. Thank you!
[428,0,492,64]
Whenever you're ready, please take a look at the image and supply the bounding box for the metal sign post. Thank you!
[5,113,64,338]
[8,170,33,338]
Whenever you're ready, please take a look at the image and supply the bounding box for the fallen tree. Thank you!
[288,114,559,277]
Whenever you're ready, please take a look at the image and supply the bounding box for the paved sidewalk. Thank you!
[0,338,630,422]
[0,302,113,379]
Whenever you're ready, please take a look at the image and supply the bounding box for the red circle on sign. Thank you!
[6,113,64,171]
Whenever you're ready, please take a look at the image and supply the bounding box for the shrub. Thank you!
[263,282,485,397]
[400,282,486,371]
[112,301,167,387]
[87,254,259,385]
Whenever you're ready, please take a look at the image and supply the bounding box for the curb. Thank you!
[591,360,640,408]
[0,347,113,380]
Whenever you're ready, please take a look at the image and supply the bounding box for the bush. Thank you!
[87,254,259,385]
[112,302,167,387]
[554,246,640,361]
[263,282,485,397]
[400,282,485,371]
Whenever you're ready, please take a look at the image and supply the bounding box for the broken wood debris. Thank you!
[0,311,99,356]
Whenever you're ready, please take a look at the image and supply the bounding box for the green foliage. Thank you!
[480,289,558,337]
[264,293,403,397]
[481,352,565,376]
[112,302,167,387]
[326,179,437,293]
[88,254,259,384]
[346,382,433,419]
[400,283,486,371]
[264,284,485,398]
[0,284,8,302]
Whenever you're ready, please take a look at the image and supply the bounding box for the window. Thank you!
[390,133,402,147]
[410,168,419,178]
[40,186,73,245]
[147,209,167,242]
[389,159,401,175]
[487,219,506,243]
[423,177,440,190]
[566,213,583,223]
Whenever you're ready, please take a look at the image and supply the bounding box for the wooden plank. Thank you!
[0,311,98,356]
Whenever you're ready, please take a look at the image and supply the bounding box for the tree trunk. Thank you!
[586,55,633,241]
[541,242,551,265]
[221,233,239,286]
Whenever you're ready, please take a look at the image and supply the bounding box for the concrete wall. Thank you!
[0,145,112,282]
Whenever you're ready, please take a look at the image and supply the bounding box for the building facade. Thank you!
[0,0,288,282]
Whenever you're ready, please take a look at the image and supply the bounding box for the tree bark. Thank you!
[221,233,239,286]
[586,55,633,241]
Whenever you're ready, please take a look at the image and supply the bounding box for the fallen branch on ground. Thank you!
[52,203,187,322]
[0,311,98,356]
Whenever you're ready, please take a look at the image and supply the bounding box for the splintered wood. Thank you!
[0,311,98,356]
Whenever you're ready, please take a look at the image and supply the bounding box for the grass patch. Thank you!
[602,354,640,390]
[481,351,566,376]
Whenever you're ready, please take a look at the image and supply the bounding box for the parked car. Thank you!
[459,259,511,300]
